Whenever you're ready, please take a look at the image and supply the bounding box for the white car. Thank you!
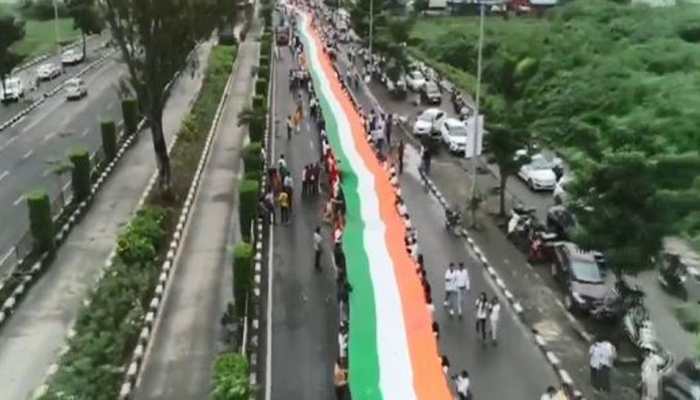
[61,49,84,66]
[65,78,87,100]
[0,78,24,103]
[554,174,573,204]
[440,118,468,154]
[518,153,559,191]
[413,108,446,138]
[37,63,63,80]
[405,70,426,91]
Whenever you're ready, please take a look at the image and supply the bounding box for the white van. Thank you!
[0,78,24,104]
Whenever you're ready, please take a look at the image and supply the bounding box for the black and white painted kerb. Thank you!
[418,168,585,400]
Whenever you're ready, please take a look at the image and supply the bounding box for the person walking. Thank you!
[283,173,294,211]
[287,115,293,140]
[455,262,470,318]
[278,190,290,224]
[443,263,458,317]
[641,347,663,400]
[540,386,558,400]
[313,226,323,270]
[598,338,616,393]
[475,292,489,342]
[397,139,405,174]
[334,357,348,400]
[489,297,501,344]
[451,370,471,400]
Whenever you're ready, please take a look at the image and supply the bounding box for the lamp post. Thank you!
[368,0,374,64]
[53,0,61,56]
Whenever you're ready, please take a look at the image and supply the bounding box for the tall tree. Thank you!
[350,0,385,44]
[66,0,105,58]
[0,15,25,94]
[486,54,538,216]
[101,0,223,192]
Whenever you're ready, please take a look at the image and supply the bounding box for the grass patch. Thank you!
[13,18,81,58]
[39,44,237,399]
[675,304,700,332]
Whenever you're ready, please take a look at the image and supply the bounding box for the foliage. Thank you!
[66,0,104,57]
[232,242,253,317]
[255,77,268,99]
[121,98,139,135]
[100,120,118,161]
[0,14,25,91]
[242,142,263,178]
[211,352,252,400]
[116,206,168,265]
[69,146,91,202]
[238,179,258,242]
[26,189,54,254]
[101,0,225,191]
[20,0,69,20]
[675,304,700,333]
[350,0,386,43]
[238,106,267,143]
[374,16,414,81]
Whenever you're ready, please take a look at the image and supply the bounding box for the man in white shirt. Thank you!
[452,370,471,400]
[455,262,470,318]
[443,263,458,316]
[590,338,616,392]
[313,226,323,271]
[540,386,557,400]
[489,297,501,344]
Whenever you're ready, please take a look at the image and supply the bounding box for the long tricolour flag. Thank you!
[297,12,452,400]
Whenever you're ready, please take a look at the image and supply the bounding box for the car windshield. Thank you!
[5,80,19,90]
[418,112,433,122]
[426,83,438,92]
[530,156,552,170]
[570,259,603,283]
[411,71,423,80]
[448,124,467,136]
[67,81,80,89]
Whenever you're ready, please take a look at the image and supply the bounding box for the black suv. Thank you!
[551,242,612,313]
[421,81,442,105]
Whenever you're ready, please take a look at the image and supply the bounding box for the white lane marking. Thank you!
[22,150,34,160]
[42,131,57,143]
[0,247,14,266]
[80,128,89,137]
[13,195,24,207]
[0,135,18,151]
[0,170,8,183]
[309,139,314,150]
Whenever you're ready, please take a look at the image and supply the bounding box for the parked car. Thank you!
[551,242,612,313]
[405,70,426,91]
[61,49,84,66]
[554,174,573,204]
[413,108,445,139]
[440,118,468,154]
[421,81,442,105]
[518,153,561,191]
[37,63,63,80]
[546,205,576,241]
[0,77,24,104]
[65,78,87,100]
[661,357,700,400]
[387,76,407,99]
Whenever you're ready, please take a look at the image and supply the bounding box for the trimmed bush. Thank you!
[242,142,264,177]
[260,54,270,69]
[69,147,91,202]
[26,190,54,254]
[239,179,259,242]
[212,352,252,400]
[252,94,266,109]
[121,98,139,136]
[675,305,700,332]
[116,207,168,265]
[258,64,270,82]
[232,242,254,317]
[100,120,118,161]
[255,78,268,99]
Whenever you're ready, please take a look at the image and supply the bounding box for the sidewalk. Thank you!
[0,42,213,400]
[131,39,257,399]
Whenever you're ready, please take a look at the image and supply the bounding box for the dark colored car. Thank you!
[662,357,700,400]
[546,205,576,240]
[551,242,612,313]
[421,81,442,105]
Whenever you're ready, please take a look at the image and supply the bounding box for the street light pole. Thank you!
[469,1,486,205]
[368,0,374,63]
[53,0,61,56]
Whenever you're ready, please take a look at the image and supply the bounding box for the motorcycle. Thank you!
[658,252,689,300]
[507,205,538,250]
[445,208,463,236]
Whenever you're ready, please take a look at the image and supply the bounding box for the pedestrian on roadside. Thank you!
[475,292,489,341]
[598,338,616,393]
[489,297,501,345]
[455,262,470,318]
[443,263,458,317]
[283,173,294,211]
[287,115,293,140]
[313,226,323,270]
[301,165,308,196]
[540,386,558,400]
[397,139,405,174]
[451,370,472,400]
[385,113,393,147]
[278,190,290,224]
[334,357,348,400]
[278,154,287,173]
[641,346,663,400]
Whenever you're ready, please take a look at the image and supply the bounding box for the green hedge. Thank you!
[260,54,270,69]
[100,120,118,161]
[258,63,270,81]
[69,147,91,202]
[211,353,252,400]
[239,179,259,242]
[116,207,168,265]
[121,98,139,136]
[252,94,265,109]
[242,142,264,177]
[232,242,253,317]
[255,78,268,99]
[26,190,54,254]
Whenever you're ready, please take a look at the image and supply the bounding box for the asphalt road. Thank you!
[132,39,255,400]
[0,35,109,126]
[0,51,127,273]
[267,41,338,400]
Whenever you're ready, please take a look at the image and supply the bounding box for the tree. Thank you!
[0,15,25,94]
[101,0,224,192]
[413,0,429,14]
[350,0,386,44]
[66,0,104,58]
[486,55,537,216]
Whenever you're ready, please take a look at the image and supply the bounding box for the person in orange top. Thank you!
[278,190,290,224]
[334,357,348,400]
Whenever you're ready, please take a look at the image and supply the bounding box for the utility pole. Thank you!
[468,1,487,218]
[368,0,374,64]
[53,0,61,56]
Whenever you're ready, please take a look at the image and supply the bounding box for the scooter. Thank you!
[527,230,558,263]
[658,253,689,300]
[445,208,463,236]
[508,205,537,250]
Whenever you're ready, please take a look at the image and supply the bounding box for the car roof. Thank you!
[560,242,597,262]
[444,118,464,127]
[66,78,83,84]
[421,108,443,116]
